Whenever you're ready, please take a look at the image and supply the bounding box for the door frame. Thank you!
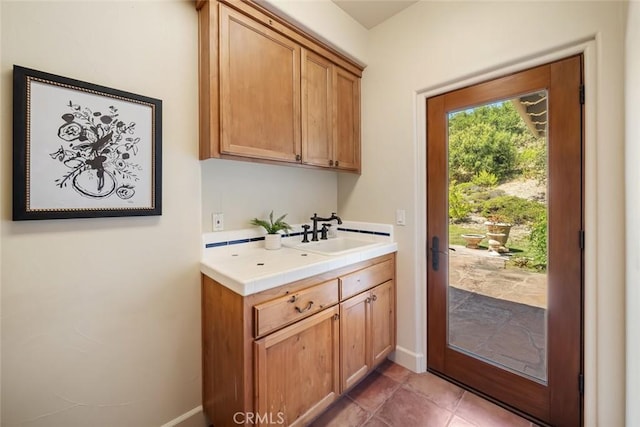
[413,39,599,424]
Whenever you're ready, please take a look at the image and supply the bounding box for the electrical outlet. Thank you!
[396,209,406,226]
[213,212,224,231]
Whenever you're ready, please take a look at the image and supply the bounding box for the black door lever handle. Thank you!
[431,236,440,271]
[430,237,455,271]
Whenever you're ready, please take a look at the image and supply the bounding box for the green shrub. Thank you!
[528,212,548,270]
[456,182,480,193]
[518,141,547,182]
[481,195,546,225]
[449,182,472,222]
[472,170,499,188]
[448,122,518,183]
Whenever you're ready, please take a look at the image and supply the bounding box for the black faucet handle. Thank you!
[301,224,310,243]
[320,223,331,240]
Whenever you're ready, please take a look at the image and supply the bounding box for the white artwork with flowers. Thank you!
[13,66,162,220]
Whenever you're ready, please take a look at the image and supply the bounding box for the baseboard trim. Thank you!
[161,405,203,427]
[390,345,425,373]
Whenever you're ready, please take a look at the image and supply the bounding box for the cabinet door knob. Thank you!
[335,160,339,167]
[372,294,378,302]
[329,160,334,166]
[296,154,301,161]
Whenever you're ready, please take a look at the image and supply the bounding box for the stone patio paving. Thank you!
[447,245,548,382]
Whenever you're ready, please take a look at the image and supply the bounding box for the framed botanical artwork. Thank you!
[12,65,162,220]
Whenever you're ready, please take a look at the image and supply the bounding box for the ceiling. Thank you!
[331,0,418,29]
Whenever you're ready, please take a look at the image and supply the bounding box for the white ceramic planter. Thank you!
[264,234,282,250]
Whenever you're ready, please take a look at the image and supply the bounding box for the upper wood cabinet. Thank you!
[197,0,363,172]
[334,68,361,171]
[301,50,361,172]
[301,49,333,168]
[220,5,301,162]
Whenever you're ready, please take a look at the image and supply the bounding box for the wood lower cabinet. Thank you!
[340,291,370,391]
[197,0,363,172]
[202,253,396,426]
[340,280,395,392]
[370,281,395,366]
[254,306,340,426]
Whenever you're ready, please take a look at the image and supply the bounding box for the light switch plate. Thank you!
[396,209,406,226]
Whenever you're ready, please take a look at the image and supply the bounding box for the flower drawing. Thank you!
[49,101,142,199]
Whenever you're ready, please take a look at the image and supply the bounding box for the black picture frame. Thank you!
[13,65,162,220]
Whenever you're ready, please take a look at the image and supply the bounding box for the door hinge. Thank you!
[579,373,584,395]
[579,85,585,105]
[579,230,585,250]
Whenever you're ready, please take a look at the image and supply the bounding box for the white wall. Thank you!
[1,0,632,425]
[1,1,202,425]
[340,1,628,425]
[201,160,338,231]
[259,0,369,65]
[626,1,639,425]
[0,0,369,425]
[0,1,3,422]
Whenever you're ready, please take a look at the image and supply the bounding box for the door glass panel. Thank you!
[447,91,548,383]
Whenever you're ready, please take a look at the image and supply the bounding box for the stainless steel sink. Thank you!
[283,237,381,256]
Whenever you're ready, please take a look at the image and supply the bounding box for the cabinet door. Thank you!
[219,5,301,162]
[340,291,370,392]
[333,67,361,172]
[301,49,333,168]
[254,306,339,427]
[370,280,395,366]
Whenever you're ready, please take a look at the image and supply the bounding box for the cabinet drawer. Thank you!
[254,279,339,338]
[340,260,394,300]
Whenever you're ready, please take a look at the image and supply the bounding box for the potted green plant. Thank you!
[250,211,293,250]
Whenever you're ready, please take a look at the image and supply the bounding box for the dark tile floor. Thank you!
[309,360,538,427]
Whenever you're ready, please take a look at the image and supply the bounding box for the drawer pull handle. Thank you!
[295,301,314,313]
[288,295,298,303]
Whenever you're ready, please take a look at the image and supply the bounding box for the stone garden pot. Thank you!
[461,234,485,249]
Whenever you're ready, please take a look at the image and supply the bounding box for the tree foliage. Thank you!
[528,212,548,269]
[448,101,545,183]
[448,181,472,222]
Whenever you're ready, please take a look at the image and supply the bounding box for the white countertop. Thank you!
[200,237,397,296]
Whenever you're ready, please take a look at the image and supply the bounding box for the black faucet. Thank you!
[309,213,343,241]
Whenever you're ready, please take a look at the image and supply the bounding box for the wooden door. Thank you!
[219,5,301,162]
[301,49,333,168]
[254,306,340,426]
[426,56,583,426]
[340,291,370,391]
[333,67,361,172]
[370,280,395,366]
